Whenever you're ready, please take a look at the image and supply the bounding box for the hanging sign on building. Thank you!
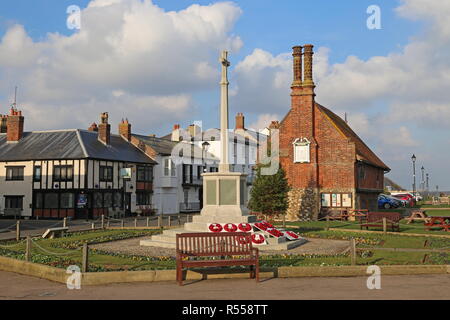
[120,168,132,179]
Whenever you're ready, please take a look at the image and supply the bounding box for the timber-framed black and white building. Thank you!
[0,109,156,219]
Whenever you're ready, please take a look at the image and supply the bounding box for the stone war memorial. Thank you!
[141,51,306,250]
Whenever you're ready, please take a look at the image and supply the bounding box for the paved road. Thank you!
[0,271,448,300]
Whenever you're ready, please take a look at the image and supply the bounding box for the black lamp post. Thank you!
[421,166,425,192]
[411,154,416,197]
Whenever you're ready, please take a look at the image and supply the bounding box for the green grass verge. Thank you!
[277,220,450,235]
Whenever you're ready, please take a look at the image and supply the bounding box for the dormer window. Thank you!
[293,138,310,163]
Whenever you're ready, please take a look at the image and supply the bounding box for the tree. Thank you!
[248,165,290,221]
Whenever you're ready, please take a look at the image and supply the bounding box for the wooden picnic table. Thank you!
[405,210,430,224]
[424,216,450,232]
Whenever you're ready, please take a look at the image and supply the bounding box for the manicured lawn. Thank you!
[423,209,450,217]
[276,219,450,236]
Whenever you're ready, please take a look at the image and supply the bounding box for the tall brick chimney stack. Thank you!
[88,123,98,132]
[300,44,316,139]
[291,46,303,90]
[7,107,24,142]
[288,44,318,187]
[98,112,110,145]
[235,113,245,130]
[119,118,131,141]
[0,114,7,133]
[302,44,315,90]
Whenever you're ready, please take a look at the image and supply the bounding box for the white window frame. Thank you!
[163,158,177,177]
[293,138,311,163]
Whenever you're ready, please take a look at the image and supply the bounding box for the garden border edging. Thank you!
[0,255,448,286]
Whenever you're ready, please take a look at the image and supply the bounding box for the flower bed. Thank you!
[49,230,157,249]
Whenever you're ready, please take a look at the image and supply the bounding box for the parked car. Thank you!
[378,194,401,209]
[391,193,415,207]
[414,193,423,202]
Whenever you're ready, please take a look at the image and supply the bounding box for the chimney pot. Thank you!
[235,113,245,130]
[119,117,132,141]
[269,120,280,129]
[88,123,98,132]
[6,108,25,142]
[98,112,111,145]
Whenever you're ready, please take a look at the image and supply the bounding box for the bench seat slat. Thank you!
[181,259,257,268]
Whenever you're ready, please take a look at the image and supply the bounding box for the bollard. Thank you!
[16,221,20,241]
[383,217,387,234]
[107,220,110,228]
[168,216,171,227]
[121,220,124,229]
[134,218,138,228]
[158,215,162,228]
[63,217,67,228]
[146,217,150,227]
[25,236,32,262]
[178,214,181,226]
[350,238,356,266]
[91,223,95,230]
[82,243,89,273]
[101,215,105,229]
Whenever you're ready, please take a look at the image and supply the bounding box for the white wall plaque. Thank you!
[293,138,311,163]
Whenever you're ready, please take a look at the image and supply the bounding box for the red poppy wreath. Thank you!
[238,223,252,232]
[224,223,238,232]
[208,223,223,233]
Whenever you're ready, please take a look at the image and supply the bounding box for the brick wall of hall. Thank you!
[279,105,359,221]
[315,108,356,190]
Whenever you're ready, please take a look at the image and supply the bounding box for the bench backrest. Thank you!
[176,232,253,257]
[367,212,401,223]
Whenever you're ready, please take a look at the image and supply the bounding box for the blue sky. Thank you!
[0,0,448,190]
[0,0,419,62]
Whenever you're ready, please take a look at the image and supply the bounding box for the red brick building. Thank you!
[277,45,390,221]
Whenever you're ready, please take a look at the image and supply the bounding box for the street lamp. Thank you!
[421,166,425,192]
[411,154,416,198]
[202,141,210,171]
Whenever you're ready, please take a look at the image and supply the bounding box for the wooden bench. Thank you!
[176,232,259,286]
[360,212,401,232]
[42,227,69,239]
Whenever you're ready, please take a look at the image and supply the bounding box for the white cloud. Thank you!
[231,49,291,113]
[381,126,419,147]
[247,113,280,131]
[231,47,331,114]
[0,0,242,132]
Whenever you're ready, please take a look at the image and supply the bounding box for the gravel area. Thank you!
[91,236,349,257]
